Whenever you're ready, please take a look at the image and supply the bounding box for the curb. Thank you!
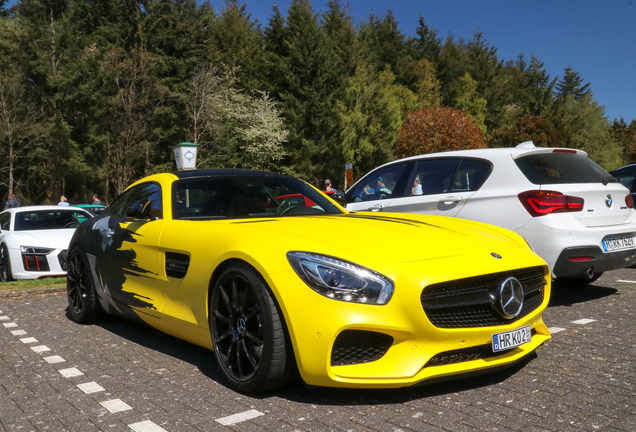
[0,285,66,299]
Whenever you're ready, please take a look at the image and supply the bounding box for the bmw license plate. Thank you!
[492,326,531,352]
[602,235,635,252]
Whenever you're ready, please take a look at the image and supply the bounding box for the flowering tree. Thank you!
[396,107,487,158]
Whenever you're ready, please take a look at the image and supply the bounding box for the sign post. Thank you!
[172,142,198,170]
[345,163,353,190]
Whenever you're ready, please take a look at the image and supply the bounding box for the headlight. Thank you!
[20,246,54,254]
[287,252,394,305]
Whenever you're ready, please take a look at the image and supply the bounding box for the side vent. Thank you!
[165,252,190,279]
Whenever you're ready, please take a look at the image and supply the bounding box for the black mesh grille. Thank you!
[58,250,68,272]
[421,266,546,328]
[21,254,51,272]
[331,330,393,366]
[425,329,537,367]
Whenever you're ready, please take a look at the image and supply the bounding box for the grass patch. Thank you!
[0,277,66,293]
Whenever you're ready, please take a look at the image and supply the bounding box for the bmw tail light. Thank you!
[626,193,634,209]
[518,190,584,217]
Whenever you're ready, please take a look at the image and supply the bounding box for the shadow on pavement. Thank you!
[548,280,618,307]
[67,307,539,404]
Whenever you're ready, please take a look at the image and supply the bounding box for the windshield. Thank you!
[172,175,343,220]
[14,210,91,231]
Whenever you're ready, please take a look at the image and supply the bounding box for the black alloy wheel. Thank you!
[210,262,297,393]
[0,244,12,282]
[66,247,104,323]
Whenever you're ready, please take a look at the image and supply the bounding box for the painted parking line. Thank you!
[77,382,105,394]
[100,399,132,413]
[216,409,265,426]
[571,318,596,325]
[617,280,636,283]
[129,420,168,432]
[59,367,84,378]
[548,327,567,333]
[1,311,171,431]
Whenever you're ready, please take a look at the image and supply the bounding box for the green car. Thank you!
[74,204,107,216]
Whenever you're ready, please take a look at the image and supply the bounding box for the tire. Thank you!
[210,262,297,393]
[0,244,13,282]
[66,247,104,323]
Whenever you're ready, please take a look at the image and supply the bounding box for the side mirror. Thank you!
[331,191,347,208]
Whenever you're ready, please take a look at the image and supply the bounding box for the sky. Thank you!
[211,0,636,123]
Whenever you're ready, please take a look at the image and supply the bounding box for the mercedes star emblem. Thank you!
[499,277,524,318]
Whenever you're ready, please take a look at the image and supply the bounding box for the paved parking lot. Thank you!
[1,268,636,432]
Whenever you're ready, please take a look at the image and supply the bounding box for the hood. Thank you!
[226,212,527,268]
[10,229,76,250]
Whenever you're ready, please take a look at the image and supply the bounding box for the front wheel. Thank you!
[210,262,297,393]
[66,247,104,323]
[0,244,13,282]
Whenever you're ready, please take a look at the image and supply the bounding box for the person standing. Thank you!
[323,179,336,192]
[4,193,21,209]
[58,195,70,206]
[92,194,104,206]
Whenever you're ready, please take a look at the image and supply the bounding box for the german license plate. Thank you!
[602,235,635,252]
[492,326,531,352]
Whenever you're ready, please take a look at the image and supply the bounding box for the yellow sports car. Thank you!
[66,169,551,393]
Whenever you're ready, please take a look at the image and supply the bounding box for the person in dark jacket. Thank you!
[4,193,21,209]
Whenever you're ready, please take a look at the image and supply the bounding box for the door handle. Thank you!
[101,229,115,238]
[438,196,462,205]
[368,204,386,212]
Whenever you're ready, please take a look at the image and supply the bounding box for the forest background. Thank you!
[1,0,636,206]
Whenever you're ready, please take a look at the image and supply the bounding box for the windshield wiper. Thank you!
[602,175,618,186]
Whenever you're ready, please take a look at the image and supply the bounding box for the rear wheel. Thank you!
[0,244,12,282]
[66,247,104,323]
[210,262,297,393]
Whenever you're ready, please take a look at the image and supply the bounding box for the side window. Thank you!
[0,212,11,231]
[409,159,460,196]
[614,171,636,191]
[109,182,163,220]
[348,164,408,202]
[450,159,492,192]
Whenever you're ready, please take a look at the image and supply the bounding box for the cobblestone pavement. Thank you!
[1,268,636,432]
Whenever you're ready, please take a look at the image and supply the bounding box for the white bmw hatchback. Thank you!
[345,142,636,282]
[0,206,93,281]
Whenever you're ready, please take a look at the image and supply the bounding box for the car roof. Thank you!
[172,169,289,180]
[611,164,636,173]
[2,205,89,213]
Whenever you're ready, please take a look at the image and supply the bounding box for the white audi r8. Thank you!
[0,205,93,281]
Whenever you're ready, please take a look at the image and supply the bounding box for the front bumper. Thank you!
[9,247,68,279]
[267,248,551,388]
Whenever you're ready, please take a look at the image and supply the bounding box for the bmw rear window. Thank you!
[514,153,610,184]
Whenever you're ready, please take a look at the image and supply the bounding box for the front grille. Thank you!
[421,266,546,328]
[331,330,393,366]
[22,254,51,272]
[58,250,68,271]
[425,329,538,367]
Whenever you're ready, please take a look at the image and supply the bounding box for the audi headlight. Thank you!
[20,246,54,254]
[287,252,394,305]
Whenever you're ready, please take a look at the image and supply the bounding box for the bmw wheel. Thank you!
[66,247,104,323]
[0,244,12,282]
[210,262,297,393]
